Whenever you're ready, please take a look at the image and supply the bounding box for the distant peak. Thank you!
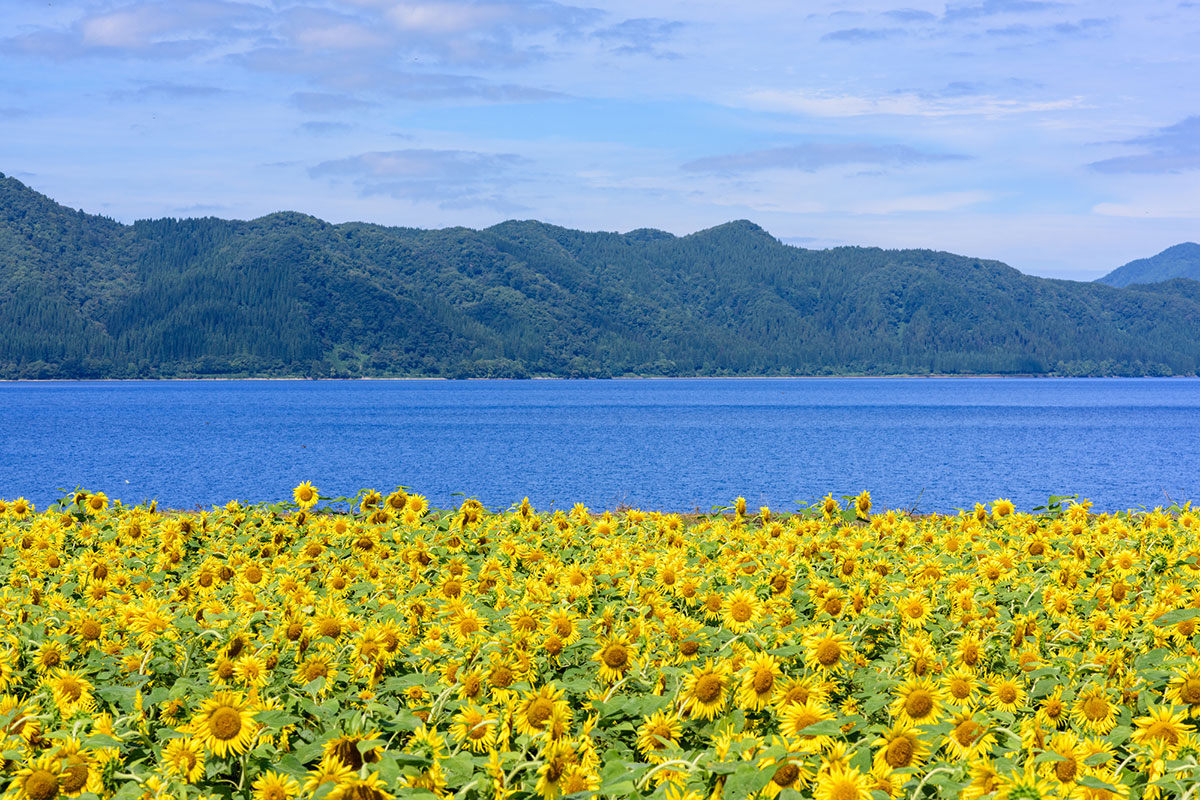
[1161,242,1200,254]
[690,219,774,240]
[622,227,674,242]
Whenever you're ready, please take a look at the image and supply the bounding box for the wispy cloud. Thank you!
[309,148,529,211]
[682,142,968,173]
[1089,116,1200,174]
[109,82,229,101]
[1,0,266,60]
[735,88,1082,118]
[593,18,684,57]
[883,8,937,23]
[298,121,355,135]
[943,0,1066,23]
[821,27,905,42]
[289,92,375,114]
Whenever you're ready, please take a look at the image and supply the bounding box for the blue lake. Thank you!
[1,378,1197,513]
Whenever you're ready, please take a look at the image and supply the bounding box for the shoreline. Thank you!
[2,374,1195,383]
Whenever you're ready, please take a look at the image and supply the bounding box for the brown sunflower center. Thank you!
[752,669,775,694]
[490,665,514,688]
[23,769,60,800]
[885,736,914,767]
[729,600,752,623]
[80,620,101,641]
[693,674,723,703]
[1053,758,1078,783]
[62,759,88,793]
[526,698,554,727]
[679,640,699,656]
[905,690,933,719]
[1182,678,1200,705]
[815,640,841,666]
[772,763,800,787]
[1145,721,1181,745]
[1082,694,1109,721]
[208,706,243,740]
[603,644,629,669]
[997,684,1017,704]
[59,678,83,701]
[954,719,982,747]
[261,786,287,800]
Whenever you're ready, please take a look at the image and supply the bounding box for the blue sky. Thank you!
[1,1,1197,279]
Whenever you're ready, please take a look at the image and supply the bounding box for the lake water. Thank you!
[1,378,1197,513]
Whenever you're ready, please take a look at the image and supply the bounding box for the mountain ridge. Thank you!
[2,172,1199,379]
[1096,243,1200,287]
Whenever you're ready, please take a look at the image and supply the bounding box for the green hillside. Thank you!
[2,172,1199,379]
[1096,243,1200,287]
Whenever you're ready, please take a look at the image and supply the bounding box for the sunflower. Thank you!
[737,652,782,711]
[49,738,103,797]
[0,694,41,745]
[292,482,319,509]
[758,751,811,798]
[46,669,95,717]
[11,753,68,800]
[987,675,1026,713]
[34,642,67,673]
[722,588,761,633]
[162,737,206,783]
[682,658,731,721]
[942,667,977,705]
[448,606,488,645]
[515,684,569,737]
[1073,685,1118,735]
[897,593,932,628]
[329,772,393,800]
[854,491,871,519]
[873,722,928,771]
[942,710,995,761]
[545,609,580,645]
[303,754,355,795]
[992,498,1015,518]
[450,704,497,753]
[323,730,382,770]
[780,699,834,752]
[1035,686,1070,730]
[1040,731,1086,787]
[1132,704,1192,754]
[636,709,682,762]
[813,763,871,800]
[891,678,944,726]
[188,690,258,757]
[534,739,579,800]
[594,636,636,684]
[995,763,1055,800]
[252,771,301,800]
[774,674,828,711]
[1165,668,1200,711]
[804,628,850,673]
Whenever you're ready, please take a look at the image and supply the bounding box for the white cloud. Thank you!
[734,88,1084,118]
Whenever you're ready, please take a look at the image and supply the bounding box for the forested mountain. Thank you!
[3,172,1200,379]
[1096,243,1200,288]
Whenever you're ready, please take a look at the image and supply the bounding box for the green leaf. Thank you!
[1153,608,1200,626]
[1079,775,1122,791]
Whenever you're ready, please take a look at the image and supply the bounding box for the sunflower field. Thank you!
[2,487,1200,800]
